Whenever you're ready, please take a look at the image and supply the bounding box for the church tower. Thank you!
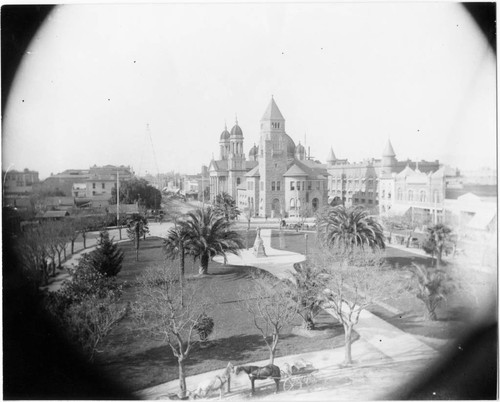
[219,124,230,160]
[381,139,397,175]
[259,96,289,217]
[227,118,246,197]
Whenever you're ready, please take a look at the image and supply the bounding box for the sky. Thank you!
[2,2,496,180]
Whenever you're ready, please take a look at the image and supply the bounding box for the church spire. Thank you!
[261,96,285,121]
[382,139,396,157]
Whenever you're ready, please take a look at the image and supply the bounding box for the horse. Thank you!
[234,364,281,395]
[190,362,234,399]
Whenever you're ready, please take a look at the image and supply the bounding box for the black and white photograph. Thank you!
[2,2,497,400]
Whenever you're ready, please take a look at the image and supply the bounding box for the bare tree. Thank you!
[242,206,253,230]
[17,224,51,287]
[312,246,404,365]
[132,267,212,398]
[241,274,299,364]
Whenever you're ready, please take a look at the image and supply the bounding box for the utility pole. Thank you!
[117,170,122,240]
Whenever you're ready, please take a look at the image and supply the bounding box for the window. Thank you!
[368,199,373,204]
[237,178,241,186]
[397,188,402,200]
[92,191,96,196]
[408,190,414,201]
[420,191,426,202]
[297,199,301,209]
[308,181,312,190]
[388,191,392,199]
[277,181,281,191]
[271,181,276,191]
[290,199,295,208]
[74,192,78,197]
[102,183,105,189]
[247,181,253,190]
[433,190,440,203]
[290,181,295,190]
[93,183,96,189]
[297,181,301,191]
[361,198,365,203]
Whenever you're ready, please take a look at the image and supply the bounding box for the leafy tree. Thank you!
[182,207,244,275]
[89,231,124,277]
[317,205,385,253]
[110,178,162,209]
[422,223,452,267]
[193,313,215,343]
[242,274,299,364]
[284,262,323,330]
[127,214,149,261]
[132,267,211,398]
[214,192,240,222]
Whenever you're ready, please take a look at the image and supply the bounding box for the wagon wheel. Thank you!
[283,378,294,392]
[305,373,317,387]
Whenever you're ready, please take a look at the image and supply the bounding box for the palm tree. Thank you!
[284,262,323,330]
[184,207,244,275]
[317,205,385,252]
[410,263,451,320]
[214,192,240,222]
[126,214,149,261]
[422,223,452,267]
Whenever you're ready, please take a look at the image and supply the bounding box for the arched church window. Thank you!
[397,188,402,200]
[290,199,295,208]
[420,191,426,202]
[408,190,414,201]
[237,178,241,186]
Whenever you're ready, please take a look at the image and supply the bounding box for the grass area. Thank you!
[97,236,355,392]
[269,230,491,347]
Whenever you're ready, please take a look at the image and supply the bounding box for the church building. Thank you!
[208,97,329,218]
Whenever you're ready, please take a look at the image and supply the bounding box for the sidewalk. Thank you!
[138,229,439,400]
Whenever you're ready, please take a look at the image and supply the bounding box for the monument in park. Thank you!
[253,227,267,257]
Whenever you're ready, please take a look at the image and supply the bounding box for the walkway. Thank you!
[138,229,439,400]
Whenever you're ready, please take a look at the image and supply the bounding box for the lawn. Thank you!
[269,230,494,349]
[97,236,355,392]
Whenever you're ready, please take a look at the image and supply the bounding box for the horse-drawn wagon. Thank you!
[280,360,318,391]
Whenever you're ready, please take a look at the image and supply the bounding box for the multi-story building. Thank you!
[83,165,133,207]
[209,97,329,218]
[3,168,39,195]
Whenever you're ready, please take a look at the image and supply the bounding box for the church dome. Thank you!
[283,133,296,157]
[249,144,259,157]
[296,142,305,154]
[220,128,230,141]
[230,123,243,137]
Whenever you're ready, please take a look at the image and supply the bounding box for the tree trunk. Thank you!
[135,236,140,262]
[71,239,75,255]
[179,246,185,307]
[269,334,278,364]
[83,233,87,249]
[178,358,187,398]
[343,324,353,365]
[199,253,209,275]
[63,246,67,261]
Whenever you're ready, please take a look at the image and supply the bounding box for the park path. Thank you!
[138,229,439,400]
